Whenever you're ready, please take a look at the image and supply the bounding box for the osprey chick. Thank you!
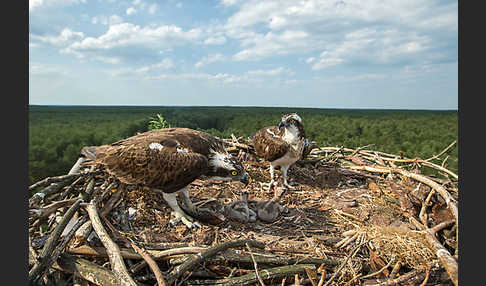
[82,128,248,229]
[252,113,308,190]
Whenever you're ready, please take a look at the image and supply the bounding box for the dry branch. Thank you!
[409,217,458,286]
[128,239,167,286]
[85,203,138,286]
[166,239,265,285]
[187,264,317,286]
[29,198,79,219]
[29,173,81,192]
[55,253,124,286]
[29,198,83,283]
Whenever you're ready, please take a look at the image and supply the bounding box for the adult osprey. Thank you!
[81,128,248,228]
[252,113,310,190]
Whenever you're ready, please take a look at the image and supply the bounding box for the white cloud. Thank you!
[30,28,84,46]
[204,35,227,45]
[148,3,158,14]
[195,54,226,68]
[232,30,309,61]
[95,56,121,64]
[29,0,86,12]
[306,57,315,63]
[223,0,456,65]
[30,0,44,11]
[221,0,239,6]
[126,7,136,15]
[91,14,124,26]
[29,63,66,76]
[246,67,293,76]
[152,58,175,69]
[62,23,203,60]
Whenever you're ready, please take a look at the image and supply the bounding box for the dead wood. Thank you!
[187,264,317,286]
[246,242,266,286]
[128,239,167,286]
[29,173,81,192]
[170,249,340,269]
[54,253,124,286]
[166,239,265,285]
[362,266,448,286]
[29,198,83,283]
[323,241,367,286]
[131,246,207,273]
[85,203,138,286]
[409,217,458,286]
[30,178,79,207]
[29,198,79,220]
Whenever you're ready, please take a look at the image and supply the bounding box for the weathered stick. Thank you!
[187,264,317,286]
[398,169,458,224]
[54,253,123,286]
[29,173,81,192]
[425,140,457,162]
[29,178,79,207]
[409,217,458,286]
[85,203,137,286]
[166,239,265,285]
[246,243,266,286]
[29,198,79,219]
[128,239,167,286]
[29,198,83,282]
[169,249,340,269]
[132,246,207,273]
[323,241,367,286]
[68,157,86,175]
[29,236,39,267]
[362,266,447,286]
[348,165,458,225]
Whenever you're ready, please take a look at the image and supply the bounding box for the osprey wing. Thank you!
[253,126,290,162]
[97,138,208,193]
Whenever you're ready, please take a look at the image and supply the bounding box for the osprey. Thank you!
[81,128,249,228]
[252,113,310,190]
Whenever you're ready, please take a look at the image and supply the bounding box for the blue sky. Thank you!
[29,0,458,109]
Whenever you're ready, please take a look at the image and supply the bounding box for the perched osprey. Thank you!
[252,113,308,190]
[81,128,248,228]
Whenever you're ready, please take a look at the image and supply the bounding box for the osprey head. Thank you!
[278,113,303,129]
[208,151,249,186]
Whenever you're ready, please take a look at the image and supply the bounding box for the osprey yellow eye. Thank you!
[289,119,295,124]
[231,171,238,176]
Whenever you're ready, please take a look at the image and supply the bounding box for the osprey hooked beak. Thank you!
[239,172,249,186]
[278,121,289,129]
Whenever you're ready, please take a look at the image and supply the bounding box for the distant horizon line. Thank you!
[29,104,458,112]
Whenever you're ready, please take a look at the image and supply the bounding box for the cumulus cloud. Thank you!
[245,67,294,76]
[223,0,456,67]
[148,3,158,14]
[204,35,227,45]
[29,0,86,12]
[30,28,84,46]
[221,0,238,6]
[126,7,136,15]
[91,14,124,25]
[29,63,66,76]
[61,23,203,61]
[195,54,226,68]
[232,30,309,61]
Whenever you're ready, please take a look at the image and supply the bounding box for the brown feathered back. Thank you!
[87,128,228,193]
[252,126,290,162]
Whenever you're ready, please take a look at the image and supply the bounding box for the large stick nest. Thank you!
[28,138,458,286]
